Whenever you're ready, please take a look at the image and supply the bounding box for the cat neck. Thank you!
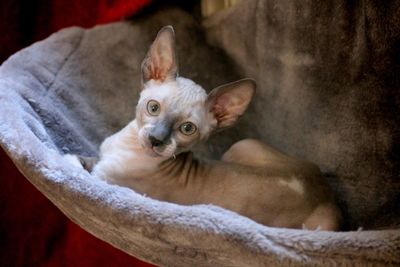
[98,120,166,177]
[98,119,208,192]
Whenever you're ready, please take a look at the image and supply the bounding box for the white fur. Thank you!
[278,177,304,195]
[141,78,206,101]
[138,77,216,152]
[92,121,165,182]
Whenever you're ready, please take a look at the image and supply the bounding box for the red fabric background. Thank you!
[0,1,155,266]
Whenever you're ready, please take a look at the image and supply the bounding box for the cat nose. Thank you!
[148,122,171,147]
[149,135,164,147]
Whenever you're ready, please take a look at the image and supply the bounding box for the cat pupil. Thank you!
[184,124,192,132]
[147,100,161,116]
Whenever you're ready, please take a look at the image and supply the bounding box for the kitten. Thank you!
[67,26,341,230]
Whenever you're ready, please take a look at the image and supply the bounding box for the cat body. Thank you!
[70,26,341,230]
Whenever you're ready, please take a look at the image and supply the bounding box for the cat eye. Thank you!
[147,100,161,116]
[179,122,197,135]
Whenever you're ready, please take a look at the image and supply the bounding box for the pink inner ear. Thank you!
[143,32,176,83]
[211,89,253,128]
[212,95,235,125]
[147,54,171,81]
[207,79,255,128]
[150,66,165,81]
[216,94,231,107]
[212,95,229,115]
[212,103,225,119]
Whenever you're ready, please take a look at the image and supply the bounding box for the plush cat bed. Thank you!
[0,5,399,267]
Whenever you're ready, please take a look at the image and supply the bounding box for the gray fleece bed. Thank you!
[1,3,399,267]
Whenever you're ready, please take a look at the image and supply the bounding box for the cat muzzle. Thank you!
[149,135,165,147]
[148,121,172,147]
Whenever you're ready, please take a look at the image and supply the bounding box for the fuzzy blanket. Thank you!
[204,0,400,230]
[0,5,399,267]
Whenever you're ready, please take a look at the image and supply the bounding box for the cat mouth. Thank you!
[142,143,162,157]
[139,130,176,158]
[142,142,170,158]
[146,146,161,157]
[147,143,177,158]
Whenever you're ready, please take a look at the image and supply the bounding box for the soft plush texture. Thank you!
[204,0,400,230]
[0,1,154,266]
[0,5,399,267]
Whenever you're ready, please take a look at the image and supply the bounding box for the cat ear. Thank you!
[207,79,256,129]
[141,26,178,85]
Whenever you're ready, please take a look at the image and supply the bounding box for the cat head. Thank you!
[136,26,256,158]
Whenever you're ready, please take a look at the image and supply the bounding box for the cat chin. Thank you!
[137,129,178,159]
[141,143,176,159]
[153,145,176,159]
[143,147,161,157]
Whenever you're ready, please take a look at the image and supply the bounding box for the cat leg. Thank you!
[77,156,98,172]
[302,203,342,231]
[63,154,98,172]
[221,138,290,167]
